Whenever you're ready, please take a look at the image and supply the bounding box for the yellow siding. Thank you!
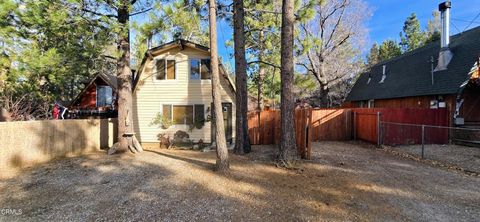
[133,46,236,143]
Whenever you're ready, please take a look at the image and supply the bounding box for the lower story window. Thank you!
[162,104,205,125]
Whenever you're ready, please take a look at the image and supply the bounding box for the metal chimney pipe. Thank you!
[439,1,451,49]
[435,1,453,72]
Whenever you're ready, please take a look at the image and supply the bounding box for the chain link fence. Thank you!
[380,121,480,172]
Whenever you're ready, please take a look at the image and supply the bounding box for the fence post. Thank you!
[306,108,312,160]
[353,111,356,140]
[345,110,348,140]
[377,112,381,147]
[421,125,425,159]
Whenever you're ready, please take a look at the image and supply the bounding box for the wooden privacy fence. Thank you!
[310,109,352,141]
[0,118,117,179]
[247,109,312,158]
[248,108,353,159]
[352,108,449,145]
[248,108,450,157]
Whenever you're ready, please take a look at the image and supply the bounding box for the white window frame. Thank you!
[368,99,375,108]
[189,58,211,80]
[96,85,113,107]
[154,58,177,81]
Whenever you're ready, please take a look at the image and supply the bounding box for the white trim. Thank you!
[368,99,375,108]
[96,85,113,107]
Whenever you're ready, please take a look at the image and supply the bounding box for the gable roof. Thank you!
[133,39,235,92]
[69,73,118,106]
[346,26,480,102]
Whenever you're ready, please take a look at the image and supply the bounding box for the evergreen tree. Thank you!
[366,43,380,66]
[208,0,229,171]
[400,13,425,52]
[131,0,209,66]
[0,0,112,120]
[278,0,297,166]
[378,40,401,61]
[233,0,251,154]
[243,0,282,110]
[425,10,441,44]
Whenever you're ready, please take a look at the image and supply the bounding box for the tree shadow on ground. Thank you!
[1,141,479,221]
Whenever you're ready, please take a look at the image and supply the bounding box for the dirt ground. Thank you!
[390,144,480,173]
[0,141,479,221]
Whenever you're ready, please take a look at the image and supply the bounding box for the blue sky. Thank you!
[366,0,480,45]
[220,0,480,66]
[133,0,480,66]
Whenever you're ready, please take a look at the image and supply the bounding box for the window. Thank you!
[97,86,113,107]
[190,59,211,79]
[163,104,172,120]
[190,59,200,80]
[155,59,176,80]
[155,59,165,80]
[200,59,211,79]
[162,104,205,125]
[194,104,205,122]
[173,105,194,124]
[167,60,175,79]
[368,99,375,108]
[358,101,365,108]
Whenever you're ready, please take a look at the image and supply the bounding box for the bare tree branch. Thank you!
[81,7,117,18]
[248,60,281,69]
[130,7,153,16]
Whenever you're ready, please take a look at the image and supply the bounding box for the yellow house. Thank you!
[132,39,236,145]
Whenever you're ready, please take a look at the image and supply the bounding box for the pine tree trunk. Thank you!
[278,0,297,166]
[209,0,229,171]
[257,31,265,112]
[233,0,251,155]
[109,1,143,155]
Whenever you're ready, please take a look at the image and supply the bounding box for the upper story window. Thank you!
[97,85,113,107]
[190,59,211,80]
[368,99,375,108]
[155,59,176,80]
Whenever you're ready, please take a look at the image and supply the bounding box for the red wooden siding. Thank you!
[353,108,449,145]
[71,78,111,109]
[344,95,456,127]
[460,84,480,122]
[77,84,97,108]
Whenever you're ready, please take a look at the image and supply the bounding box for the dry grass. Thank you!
[0,141,479,221]
[389,144,480,173]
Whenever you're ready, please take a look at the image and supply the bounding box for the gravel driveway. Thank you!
[0,141,479,221]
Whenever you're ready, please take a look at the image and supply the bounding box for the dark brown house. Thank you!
[345,4,480,128]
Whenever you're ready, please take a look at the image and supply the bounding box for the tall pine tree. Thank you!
[233,0,251,154]
[278,0,297,166]
[400,13,425,52]
[208,0,229,171]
